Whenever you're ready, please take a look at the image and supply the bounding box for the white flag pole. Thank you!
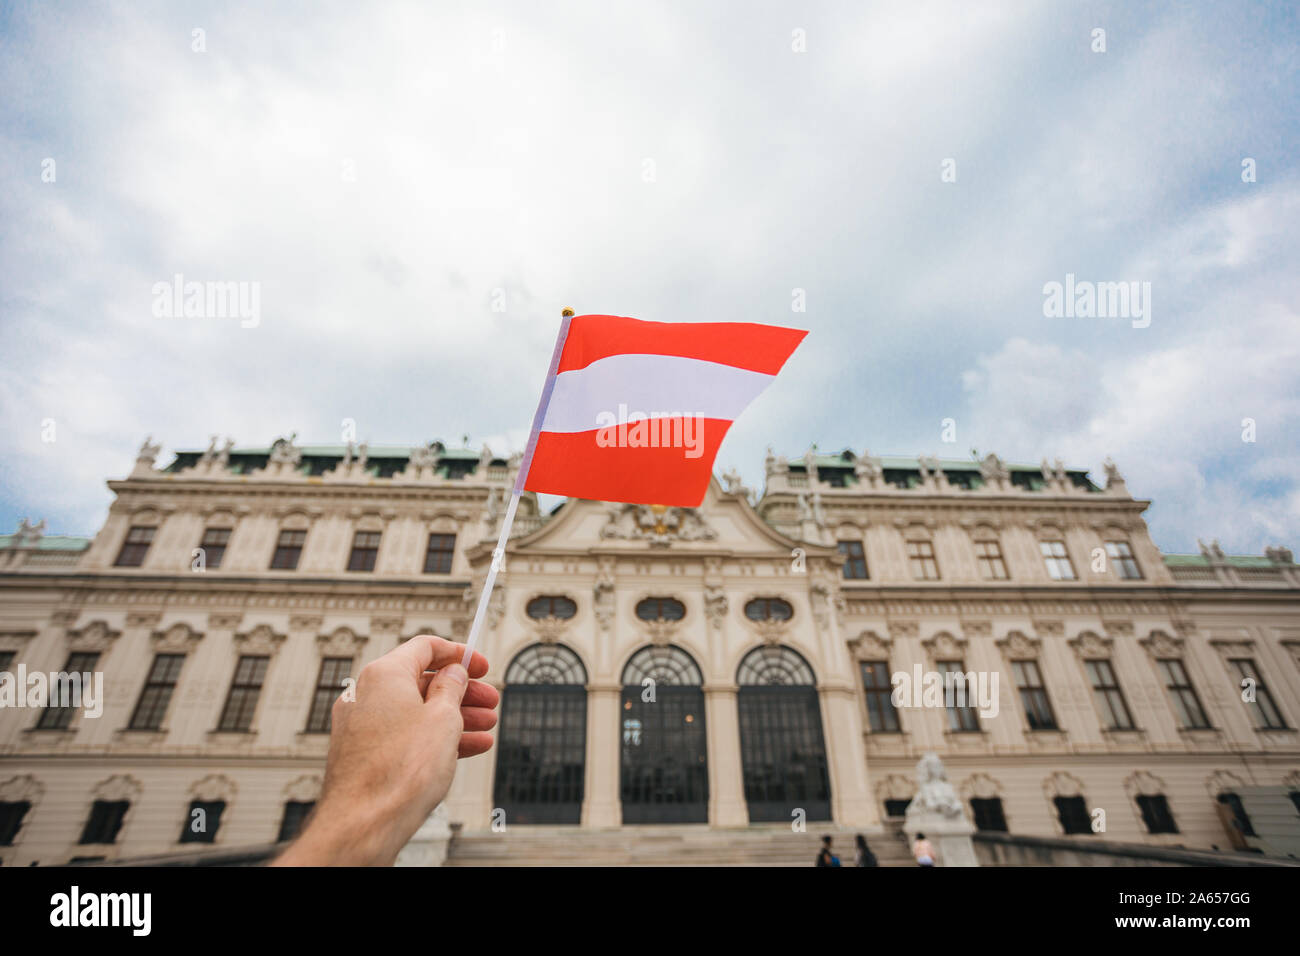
[460,308,575,669]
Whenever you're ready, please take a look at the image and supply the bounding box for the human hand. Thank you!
[273,634,498,866]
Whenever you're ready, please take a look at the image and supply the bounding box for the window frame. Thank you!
[35,651,100,730]
[198,527,232,569]
[1156,658,1211,730]
[859,660,901,733]
[269,529,307,570]
[1084,658,1136,730]
[423,533,456,574]
[346,530,382,572]
[937,659,980,732]
[1011,659,1058,731]
[837,540,868,579]
[114,525,156,567]
[906,539,940,580]
[1105,540,1143,579]
[128,652,186,731]
[1228,658,1288,730]
[1039,540,1077,581]
[217,655,270,732]
[305,657,353,733]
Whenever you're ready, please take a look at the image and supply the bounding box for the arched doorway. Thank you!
[736,645,831,823]
[493,644,587,824]
[620,644,709,824]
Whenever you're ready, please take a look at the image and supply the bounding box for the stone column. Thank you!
[583,683,621,827]
[704,684,748,826]
[819,681,878,827]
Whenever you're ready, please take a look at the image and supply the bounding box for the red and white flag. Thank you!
[516,314,807,506]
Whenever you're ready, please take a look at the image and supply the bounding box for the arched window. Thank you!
[635,597,686,622]
[504,643,587,685]
[744,597,793,622]
[621,645,703,686]
[737,645,816,685]
[525,595,577,621]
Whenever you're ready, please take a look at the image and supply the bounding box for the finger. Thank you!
[460,705,498,733]
[458,731,494,758]
[461,679,499,709]
[391,635,489,682]
[425,661,469,710]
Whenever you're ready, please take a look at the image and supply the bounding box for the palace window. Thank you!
[1137,794,1179,834]
[1217,792,1256,836]
[178,800,226,844]
[974,540,1009,580]
[347,531,381,572]
[35,652,100,730]
[1156,659,1210,730]
[970,797,1008,832]
[278,801,315,842]
[270,529,306,570]
[197,527,231,569]
[1054,795,1093,835]
[114,526,155,567]
[907,540,939,580]
[424,533,456,574]
[0,801,31,845]
[883,799,911,818]
[526,595,577,620]
[305,657,353,733]
[635,597,686,622]
[0,651,13,673]
[128,653,185,731]
[217,655,269,732]
[859,661,900,732]
[78,800,129,844]
[1105,540,1142,579]
[937,660,980,732]
[1040,540,1076,580]
[1084,658,1136,730]
[837,540,868,579]
[743,597,794,622]
[1011,660,1058,731]
[1227,659,1287,730]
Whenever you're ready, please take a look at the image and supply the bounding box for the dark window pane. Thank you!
[743,598,794,622]
[423,533,456,574]
[178,800,225,843]
[635,597,686,621]
[860,661,900,732]
[526,596,577,620]
[114,526,155,567]
[79,800,129,844]
[1137,794,1178,834]
[971,797,1008,832]
[305,657,352,733]
[1054,795,1092,835]
[217,655,269,732]
[270,529,306,570]
[837,541,868,579]
[346,530,381,572]
[0,801,31,845]
[36,652,100,730]
[278,801,316,842]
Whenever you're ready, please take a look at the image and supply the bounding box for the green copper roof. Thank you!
[1164,553,1295,569]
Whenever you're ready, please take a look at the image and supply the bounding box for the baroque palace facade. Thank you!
[1,436,1298,865]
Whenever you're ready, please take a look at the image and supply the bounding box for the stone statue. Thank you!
[911,752,964,818]
[722,467,746,495]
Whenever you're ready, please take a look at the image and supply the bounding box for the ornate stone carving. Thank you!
[921,630,966,659]
[11,518,46,547]
[703,586,729,630]
[1138,629,1183,659]
[284,774,323,802]
[207,612,243,631]
[1068,630,1112,658]
[848,629,891,659]
[317,626,368,656]
[908,753,963,818]
[66,620,122,653]
[150,622,204,652]
[888,620,920,641]
[600,504,717,546]
[92,774,142,803]
[996,630,1040,659]
[188,773,237,802]
[233,624,287,655]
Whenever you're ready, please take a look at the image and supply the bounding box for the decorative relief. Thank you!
[1102,620,1135,639]
[317,626,368,656]
[996,630,1040,659]
[960,620,992,640]
[66,620,122,653]
[1067,630,1112,659]
[1123,770,1166,799]
[284,775,323,802]
[1042,770,1085,799]
[369,617,403,638]
[599,503,717,546]
[1032,619,1065,638]
[1138,629,1183,659]
[0,774,44,805]
[92,773,142,803]
[848,630,891,660]
[150,622,204,652]
[188,773,237,802]
[703,586,728,630]
[921,630,966,660]
[207,612,243,631]
[1205,769,1246,799]
[233,624,287,655]
[126,611,162,630]
[960,771,1004,800]
[290,614,324,633]
[887,620,919,641]
[534,615,569,645]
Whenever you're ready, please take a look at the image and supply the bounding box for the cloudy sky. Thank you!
[1,0,1297,554]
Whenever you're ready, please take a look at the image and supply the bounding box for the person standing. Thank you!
[815,834,841,867]
[854,834,878,867]
[911,832,936,867]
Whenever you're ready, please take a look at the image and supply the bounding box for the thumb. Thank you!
[424,662,469,709]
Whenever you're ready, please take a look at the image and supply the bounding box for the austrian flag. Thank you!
[518,314,807,507]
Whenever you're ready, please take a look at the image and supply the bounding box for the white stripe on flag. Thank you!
[539,352,777,434]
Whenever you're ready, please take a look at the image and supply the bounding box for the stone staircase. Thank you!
[444,822,915,867]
